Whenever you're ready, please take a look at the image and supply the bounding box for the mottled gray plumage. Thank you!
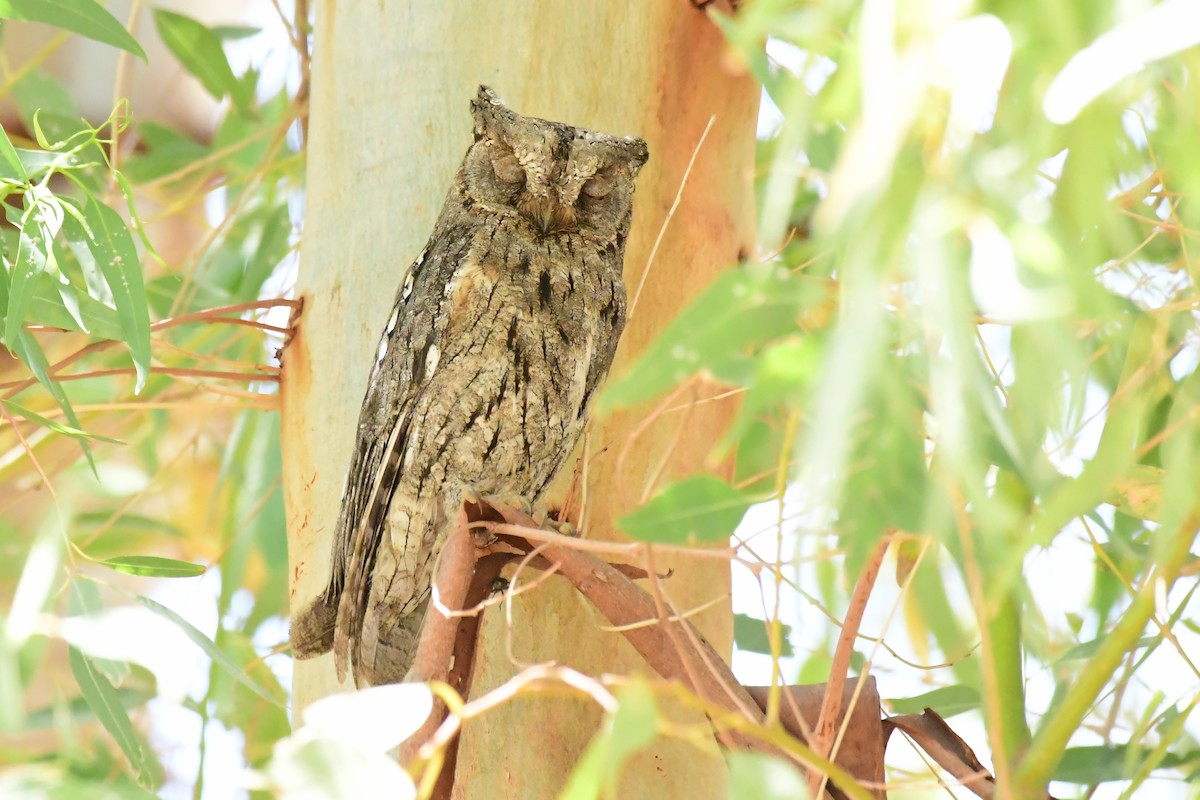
[291,86,648,686]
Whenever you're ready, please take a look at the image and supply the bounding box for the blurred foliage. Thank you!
[2,0,1200,798]
[610,0,1200,795]
[0,1,300,797]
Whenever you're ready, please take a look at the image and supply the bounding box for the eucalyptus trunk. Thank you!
[282,3,758,795]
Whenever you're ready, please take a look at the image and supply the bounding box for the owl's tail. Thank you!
[289,593,337,659]
[335,493,439,686]
[356,595,429,686]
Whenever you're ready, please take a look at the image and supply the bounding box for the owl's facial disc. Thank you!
[485,132,579,235]
[469,86,648,238]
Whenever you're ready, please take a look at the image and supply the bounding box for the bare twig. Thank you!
[811,534,891,798]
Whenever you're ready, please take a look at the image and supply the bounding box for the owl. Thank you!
[291,86,649,686]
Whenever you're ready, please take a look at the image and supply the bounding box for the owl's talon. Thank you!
[538,514,575,536]
[475,491,533,516]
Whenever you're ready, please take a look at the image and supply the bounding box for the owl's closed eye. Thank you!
[465,87,648,237]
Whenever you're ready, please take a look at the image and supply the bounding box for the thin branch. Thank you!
[811,534,891,798]
[628,115,716,321]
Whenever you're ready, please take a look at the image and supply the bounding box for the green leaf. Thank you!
[123,122,209,185]
[134,594,285,707]
[13,145,89,180]
[731,418,785,495]
[0,630,21,734]
[1027,319,1156,551]
[1,399,124,444]
[707,12,776,92]
[152,10,249,112]
[0,123,27,182]
[12,70,85,150]
[68,646,160,788]
[727,752,810,800]
[0,322,96,472]
[618,475,751,544]
[839,362,929,575]
[27,269,126,341]
[68,577,104,615]
[101,556,206,578]
[4,202,53,348]
[1051,745,1162,784]
[68,579,130,685]
[76,195,152,392]
[76,511,183,539]
[609,682,658,754]
[1057,635,1159,662]
[888,685,981,717]
[26,671,154,731]
[0,769,156,799]
[0,0,146,61]
[600,267,820,411]
[560,681,659,800]
[733,613,794,657]
[211,24,261,41]
[113,166,164,269]
[212,630,291,766]
[719,337,820,463]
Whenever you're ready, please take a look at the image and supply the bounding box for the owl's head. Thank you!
[461,86,649,241]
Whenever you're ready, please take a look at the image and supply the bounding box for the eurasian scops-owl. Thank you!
[291,86,649,686]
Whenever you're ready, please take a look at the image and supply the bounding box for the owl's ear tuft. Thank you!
[476,85,501,106]
[471,85,510,140]
[624,137,650,174]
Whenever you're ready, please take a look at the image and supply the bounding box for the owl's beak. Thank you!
[519,195,576,234]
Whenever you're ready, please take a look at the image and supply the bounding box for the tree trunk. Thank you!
[282,2,758,796]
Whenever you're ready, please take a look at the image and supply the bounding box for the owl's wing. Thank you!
[321,232,459,681]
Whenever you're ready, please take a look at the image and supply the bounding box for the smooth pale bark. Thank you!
[282,2,758,796]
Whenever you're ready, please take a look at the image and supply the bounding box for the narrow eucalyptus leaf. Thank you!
[101,556,206,579]
[0,0,145,60]
[619,475,751,544]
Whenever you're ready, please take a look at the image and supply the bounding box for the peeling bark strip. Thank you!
[884,711,1058,800]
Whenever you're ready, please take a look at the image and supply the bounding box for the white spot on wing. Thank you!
[572,333,594,408]
[375,336,389,365]
[385,306,401,334]
[400,275,414,303]
[424,344,440,376]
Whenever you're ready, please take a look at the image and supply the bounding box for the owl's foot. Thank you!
[521,503,577,538]
[462,486,533,516]
[462,487,577,537]
[462,487,533,546]
[542,515,576,537]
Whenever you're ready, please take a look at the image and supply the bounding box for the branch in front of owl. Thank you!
[410,500,657,691]
[402,497,1015,800]
[407,497,875,796]
[393,496,659,778]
